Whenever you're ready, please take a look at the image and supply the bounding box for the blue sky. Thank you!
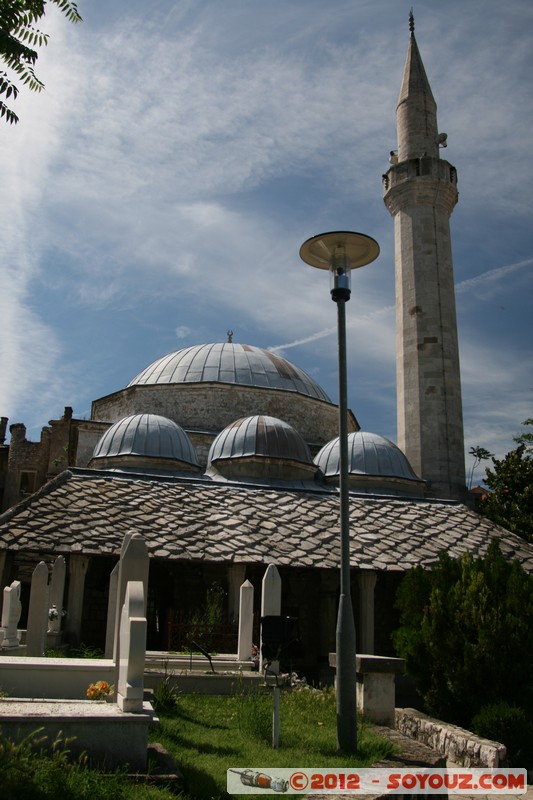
[1,0,532,485]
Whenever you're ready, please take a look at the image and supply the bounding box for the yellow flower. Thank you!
[86,681,114,700]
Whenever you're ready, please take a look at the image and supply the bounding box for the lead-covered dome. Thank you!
[90,413,200,473]
[315,431,424,496]
[127,343,331,402]
[207,415,317,482]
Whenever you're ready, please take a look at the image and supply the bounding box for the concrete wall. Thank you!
[0,656,115,699]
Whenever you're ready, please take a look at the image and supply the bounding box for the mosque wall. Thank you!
[91,383,358,452]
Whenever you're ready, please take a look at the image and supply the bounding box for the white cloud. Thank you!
[175,325,192,339]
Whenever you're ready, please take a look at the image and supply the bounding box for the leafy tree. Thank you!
[513,417,533,454]
[481,439,533,544]
[468,445,493,489]
[393,540,533,729]
[0,0,82,125]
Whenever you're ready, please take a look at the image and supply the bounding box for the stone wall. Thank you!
[3,424,51,511]
[91,383,355,454]
[396,708,507,768]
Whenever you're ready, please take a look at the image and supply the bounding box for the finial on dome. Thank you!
[226,329,234,343]
[409,9,415,35]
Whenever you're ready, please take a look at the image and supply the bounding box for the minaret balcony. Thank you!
[382,156,458,215]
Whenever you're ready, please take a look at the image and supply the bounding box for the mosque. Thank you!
[1,17,532,675]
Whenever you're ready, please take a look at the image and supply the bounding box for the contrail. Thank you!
[269,258,532,354]
[455,257,532,293]
[268,325,336,353]
[269,305,394,353]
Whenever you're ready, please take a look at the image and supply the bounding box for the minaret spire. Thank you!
[383,18,466,501]
[397,13,437,160]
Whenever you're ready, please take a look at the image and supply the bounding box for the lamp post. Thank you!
[299,231,380,753]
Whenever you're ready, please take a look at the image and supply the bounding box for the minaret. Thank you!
[383,13,466,500]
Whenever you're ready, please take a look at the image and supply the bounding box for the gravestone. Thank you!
[113,533,149,663]
[260,564,281,673]
[237,579,254,662]
[117,580,147,713]
[104,562,119,658]
[48,555,66,635]
[1,580,22,649]
[26,561,49,657]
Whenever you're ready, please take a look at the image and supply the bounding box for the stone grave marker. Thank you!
[113,533,149,663]
[117,580,147,713]
[260,564,281,673]
[104,561,119,658]
[1,580,22,649]
[237,579,254,662]
[26,561,49,657]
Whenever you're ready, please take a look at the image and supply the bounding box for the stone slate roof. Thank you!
[1,469,532,573]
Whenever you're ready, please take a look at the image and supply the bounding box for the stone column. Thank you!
[0,550,7,591]
[66,555,90,645]
[358,570,377,655]
[48,555,66,634]
[227,563,246,622]
[319,571,338,659]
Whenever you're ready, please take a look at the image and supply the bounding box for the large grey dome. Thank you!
[207,415,317,481]
[91,413,200,471]
[315,431,424,496]
[127,343,331,402]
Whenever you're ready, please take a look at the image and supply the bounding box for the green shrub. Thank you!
[471,702,533,769]
[393,540,533,727]
[0,729,127,800]
[152,675,181,715]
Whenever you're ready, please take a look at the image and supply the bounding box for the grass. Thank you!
[0,687,396,800]
[154,686,396,799]
[0,728,169,800]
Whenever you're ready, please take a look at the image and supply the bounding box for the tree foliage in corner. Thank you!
[393,540,533,730]
[0,0,82,125]
[480,419,533,543]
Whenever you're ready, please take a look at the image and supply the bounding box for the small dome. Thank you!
[207,415,316,481]
[315,431,424,496]
[90,414,200,472]
[127,343,331,402]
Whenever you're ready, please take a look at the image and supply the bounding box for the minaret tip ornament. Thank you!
[409,9,415,35]
[226,329,233,343]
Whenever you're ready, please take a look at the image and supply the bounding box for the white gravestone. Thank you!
[113,533,149,663]
[117,580,147,713]
[260,564,281,674]
[237,580,254,662]
[1,580,22,649]
[104,562,120,658]
[26,561,49,657]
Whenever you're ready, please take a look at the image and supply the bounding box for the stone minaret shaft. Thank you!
[383,16,466,500]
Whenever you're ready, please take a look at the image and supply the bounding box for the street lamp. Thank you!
[299,231,380,753]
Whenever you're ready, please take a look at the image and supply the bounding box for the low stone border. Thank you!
[395,708,507,767]
[0,698,157,771]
